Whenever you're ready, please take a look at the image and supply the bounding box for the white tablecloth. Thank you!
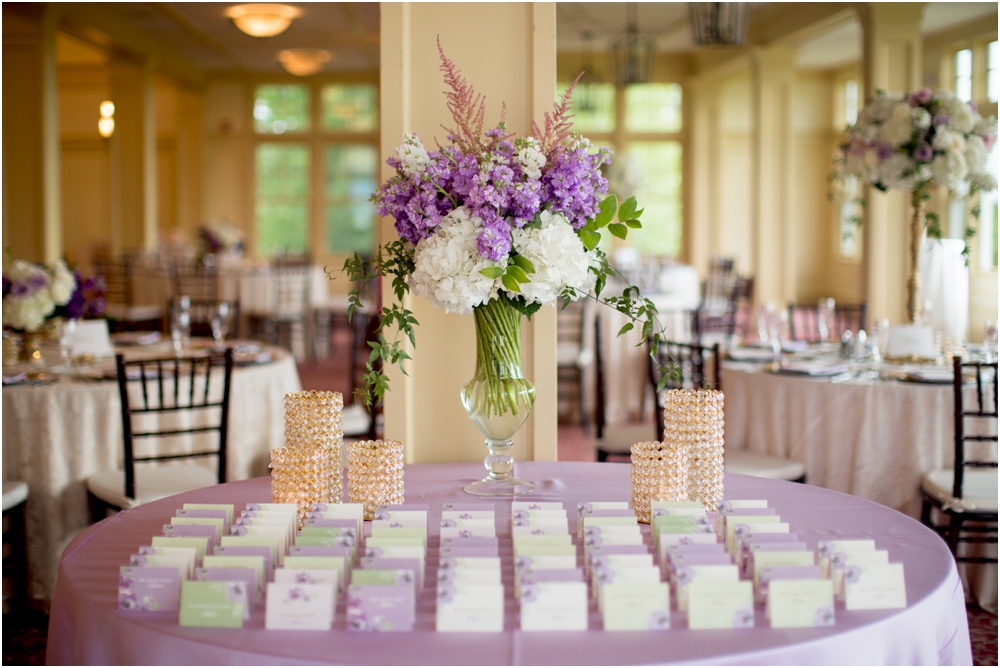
[2,352,301,601]
[722,360,997,609]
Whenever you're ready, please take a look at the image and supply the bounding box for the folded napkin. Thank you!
[3,373,28,385]
[777,361,849,376]
[728,348,779,362]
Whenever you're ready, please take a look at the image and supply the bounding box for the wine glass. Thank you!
[59,319,78,367]
[817,297,835,342]
[171,296,191,355]
[984,320,998,362]
[211,302,231,348]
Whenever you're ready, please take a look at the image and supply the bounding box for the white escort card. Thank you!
[265,582,335,630]
[603,582,671,631]
[520,580,588,631]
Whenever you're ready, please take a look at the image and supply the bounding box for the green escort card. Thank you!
[219,535,280,565]
[201,555,266,590]
[363,536,425,549]
[369,526,427,546]
[152,536,209,561]
[171,516,225,533]
[179,581,245,628]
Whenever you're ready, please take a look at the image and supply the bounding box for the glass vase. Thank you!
[461,297,536,496]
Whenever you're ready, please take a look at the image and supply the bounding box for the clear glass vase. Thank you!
[462,297,536,496]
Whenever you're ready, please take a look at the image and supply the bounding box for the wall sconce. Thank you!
[98,101,115,138]
[226,4,301,38]
[278,49,331,76]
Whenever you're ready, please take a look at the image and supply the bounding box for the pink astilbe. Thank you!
[438,37,488,156]
[533,72,583,158]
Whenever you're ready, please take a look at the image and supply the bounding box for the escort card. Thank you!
[831,550,890,598]
[179,580,246,628]
[666,553,734,583]
[437,567,502,586]
[370,525,428,546]
[353,568,419,595]
[442,510,495,520]
[725,516,782,552]
[346,584,415,632]
[152,535,209,561]
[294,534,356,549]
[440,524,497,539]
[175,508,230,529]
[195,567,257,613]
[171,515,225,533]
[519,581,588,631]
[442,502,496,512]
[511,501,564,511]
[512,510,567,523]
[751,550,815,593]
[674,564,740,612]
[512,525,569,536]
[365,535,425,549]
[768,578,835,628]
[183,503,234,525]
[439,556,502,571]
[201,555,265,594]
[718,508,777,538]
[136,545,197,578]
[594,566,660,612]
[513,534,573,550]
[715,499,769,533]
[273,567,340,592]
[283,555,347,589]
[213,545,275,580]
[162,525,217,553]
[373,510,428,522]
[844,563,907,610]
[362,545,425,576]
[246,502,298,513]
[436,583,504,632]
[577,502,631,537]
[440,536,499,549]
[118,566,180,612]
[729,522,789,556]
[602,582,671,631]
[588,544,653,577]
[219,535,279,565]
[129,554,188,580]
[817,539,877,577]
[759,565,822,606]
[265,583,335,631]
[440,545,499,558]
[655,526,717,560]
[379,503,430,512]
[740,534,802,573]
[360,557,424,588]
[687,581,754,630]
[514,554,577,597]
[230,524,286,556]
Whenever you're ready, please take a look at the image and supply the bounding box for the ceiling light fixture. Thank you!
[278,49,331,76]
[611,3,656,87]
[226,4,301,38]
[688,2,751,47]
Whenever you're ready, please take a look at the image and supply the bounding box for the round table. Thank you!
[46,462,971,665]
[3,347,301,601]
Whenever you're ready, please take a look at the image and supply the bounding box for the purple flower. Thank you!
[909,89,932,105]
[118,591,138,610]
[814,606,835,627]
[441,519,457,528]
[733,607,754,628]
[520,583,539,603]
[648,608,671,630]
[875,143,894,161]
[2,276,9,297]
[933,115,950,127]
[10,281,32,298]
[476,216,511,261]
[436,584,456,604]
[914,144,934,162]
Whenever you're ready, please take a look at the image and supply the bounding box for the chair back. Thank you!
[171,262,219,300]
[557,299,588,366]
[272,257,312,318]
[93,253,135,306]
[116,349,234,500]
[169,297,241,339]
[647,338,721,442]
[696,275,753,346]
[952,357,999,500]
[787,302,867,342]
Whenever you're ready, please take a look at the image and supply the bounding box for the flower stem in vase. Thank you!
[462,296,536,496]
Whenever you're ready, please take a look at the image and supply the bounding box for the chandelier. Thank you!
[611,4,656,87]
[226,4,301,38]
[688,2,750,47]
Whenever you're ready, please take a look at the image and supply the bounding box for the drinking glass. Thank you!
[211,302,231,348]
[817,297,835,342]
[984,320,998,361]
[59,318,78,366]
[758,301,778,349]
[171,296,191,355]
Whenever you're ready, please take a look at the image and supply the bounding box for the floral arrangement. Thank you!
[2,260,106,332]
[840,89,997,194]
[199,220,245,255]
[344,40,660,408]
[2,259,76,332]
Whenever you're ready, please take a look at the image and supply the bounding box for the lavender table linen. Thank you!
[47,462,971,665]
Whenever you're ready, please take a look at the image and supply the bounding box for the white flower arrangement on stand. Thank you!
[2,259,76,333]
[838,88,998,322]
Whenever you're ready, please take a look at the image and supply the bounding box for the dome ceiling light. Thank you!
[226,4,301,38]
[278,49,332,76]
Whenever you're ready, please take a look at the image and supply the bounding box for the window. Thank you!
[956,49,973,102]
[252,82,379,261]
[838,78,862,260]
[559,81,685,258]
[844,79,859,126]
[979,143,999,271]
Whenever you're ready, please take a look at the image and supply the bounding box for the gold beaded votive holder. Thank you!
[270,390,344,524]
[663,388,725,511]
[630,440,689,523]
[347,439,405,520]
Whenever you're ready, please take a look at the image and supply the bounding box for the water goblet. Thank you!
[817,297,835,342]
[59,318,78,367]
[211,302,231,348]
[171,296,191,355]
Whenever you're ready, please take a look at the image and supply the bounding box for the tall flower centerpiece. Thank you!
[345,41,660,496]
[839,89,997,323]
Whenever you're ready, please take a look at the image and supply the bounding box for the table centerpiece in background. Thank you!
[346,40,663,495]
[838,88,997,323]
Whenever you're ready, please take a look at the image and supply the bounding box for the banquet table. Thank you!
[47,462,971,665]
[2,343,301,601]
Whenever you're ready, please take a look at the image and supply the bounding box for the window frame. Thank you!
[247,73,379,266]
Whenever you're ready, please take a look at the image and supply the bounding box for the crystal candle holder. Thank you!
[270,390,344,524]
[348,439,405,520]
[630,440,689,523]
[663,389,725,511]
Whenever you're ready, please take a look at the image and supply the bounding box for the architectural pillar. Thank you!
[858,3,925,324]
[142,60,158,250]
[2,4,61,264]
[379,3,558,464]
[750,44,797,306]
[686,76,720,278]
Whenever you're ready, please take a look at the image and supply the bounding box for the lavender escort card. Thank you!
[346,584,415,632]
[118,566,180,612]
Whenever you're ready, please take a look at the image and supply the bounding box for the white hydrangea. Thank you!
[877,104,914,146]
[859,94,897,125]
[515,138,546,181]
[973,117,997,140]
[935,93,976,134]
[2,260,58,332]
[911,107,931,130]
[929,151,969,190]
[964,134,988,174]
[510,211,598,305]
[876,154,916,190]
[48,259,75,306]
[395,134,432,179]
[932,129,966,155]
[410,207,499,315]
[970,171,999,192]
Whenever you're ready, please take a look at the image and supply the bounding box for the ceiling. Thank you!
[56,2,998,75]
